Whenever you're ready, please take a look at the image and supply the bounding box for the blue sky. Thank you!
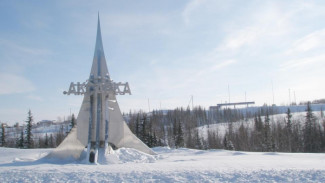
[1,0,325,124]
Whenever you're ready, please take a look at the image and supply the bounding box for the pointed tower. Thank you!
[48,14,155,163]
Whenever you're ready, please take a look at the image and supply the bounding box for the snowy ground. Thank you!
[0,147,324,182]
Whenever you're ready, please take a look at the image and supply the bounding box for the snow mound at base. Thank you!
[78,147,156,164]
[96,147,120,164]
[38,147,156,165]
[114,147,156,163]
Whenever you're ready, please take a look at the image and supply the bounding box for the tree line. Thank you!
[127,102,325,152]
[1,102,324,153]
[0,110,75,149]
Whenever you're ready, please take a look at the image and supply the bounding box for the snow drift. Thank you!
[1,147,325,182]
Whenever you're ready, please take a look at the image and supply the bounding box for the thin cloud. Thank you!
[280,54,325,71]
[182,0,206,25]
[0,39,52,56]
[217,27,260,51]
[109,15,167,28]
[0,73,35,95]
[27,94,43,102]
[196,59,236,77]
[174,59,236,91]
[286,29,325,55]
[217,2,298,52]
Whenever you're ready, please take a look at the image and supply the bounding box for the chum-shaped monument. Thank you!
[47,15,155,163]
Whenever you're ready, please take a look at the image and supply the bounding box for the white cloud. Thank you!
[217,2,299,52]
[104,14,169,29]
[217,27,260,51]
[0,73,35,95]
[280,54,325,71]
[196,59,236,77]
[166,59,236,93]
[0,39,52,56]
[182,0,206,25]
[211,59,236,71]
[27,94,43,102]
[286,29,325,55]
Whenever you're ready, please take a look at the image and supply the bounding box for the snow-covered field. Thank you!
[0,147,324,182]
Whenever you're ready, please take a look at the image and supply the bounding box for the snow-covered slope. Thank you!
[199,111,323,139]
[0,147,324,182]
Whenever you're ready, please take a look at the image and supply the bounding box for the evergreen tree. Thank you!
[173,118,177,147]
[25,110,34,148]
[175,121,184,148]
[186,129,194,148]
[252,113,263,151]
[38,137,43,148]
[194,129,203,149]
[303,102,321,152]
[135,114,140,137]
[304,102,313,152]
[152,131,158,147]
[291,122,303,152]
[49,134,54,148]
[263,112,273,151]
[44,133,49,148]
[323,119,325,151]
[147,132,153,147]
[254,115,259,131]
[274,121,285,151]
[141,114,148,144]
[0,123,5,147]
[55,125,65,147]
[236,123,249,151]
[258,114,263,129]
[17,130,24,148]
[158,138,163,147]
[286,108,293,152]
[223,133,235,150]
[207,130,221,149]
[147,120,153,147]
[70,114,76,131]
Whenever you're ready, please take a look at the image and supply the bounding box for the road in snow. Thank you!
[0,147,324,182]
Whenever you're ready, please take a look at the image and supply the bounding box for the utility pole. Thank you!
[289,88,291,106]
[148,98,151,112]
[245,91,247,120]
[228,84,230,104]
[271,80,275,105]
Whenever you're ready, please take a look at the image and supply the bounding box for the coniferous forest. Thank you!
[126,102,325,153]
[1,102,325,153]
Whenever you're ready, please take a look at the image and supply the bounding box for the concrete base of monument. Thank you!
[79,146,156,165]
[85,145,119,164]
[97,146,119,164]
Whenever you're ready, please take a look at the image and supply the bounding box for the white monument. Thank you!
[47,14,155,163]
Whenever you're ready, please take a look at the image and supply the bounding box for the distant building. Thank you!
[36,120,54,127]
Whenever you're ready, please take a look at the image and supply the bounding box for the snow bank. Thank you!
[0,147,324,182]
[94,147,157,164]
[114,148,156,163]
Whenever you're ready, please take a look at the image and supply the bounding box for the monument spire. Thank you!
[48,14,155,163]
[94,13,104,58]
[90,13,109,78]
